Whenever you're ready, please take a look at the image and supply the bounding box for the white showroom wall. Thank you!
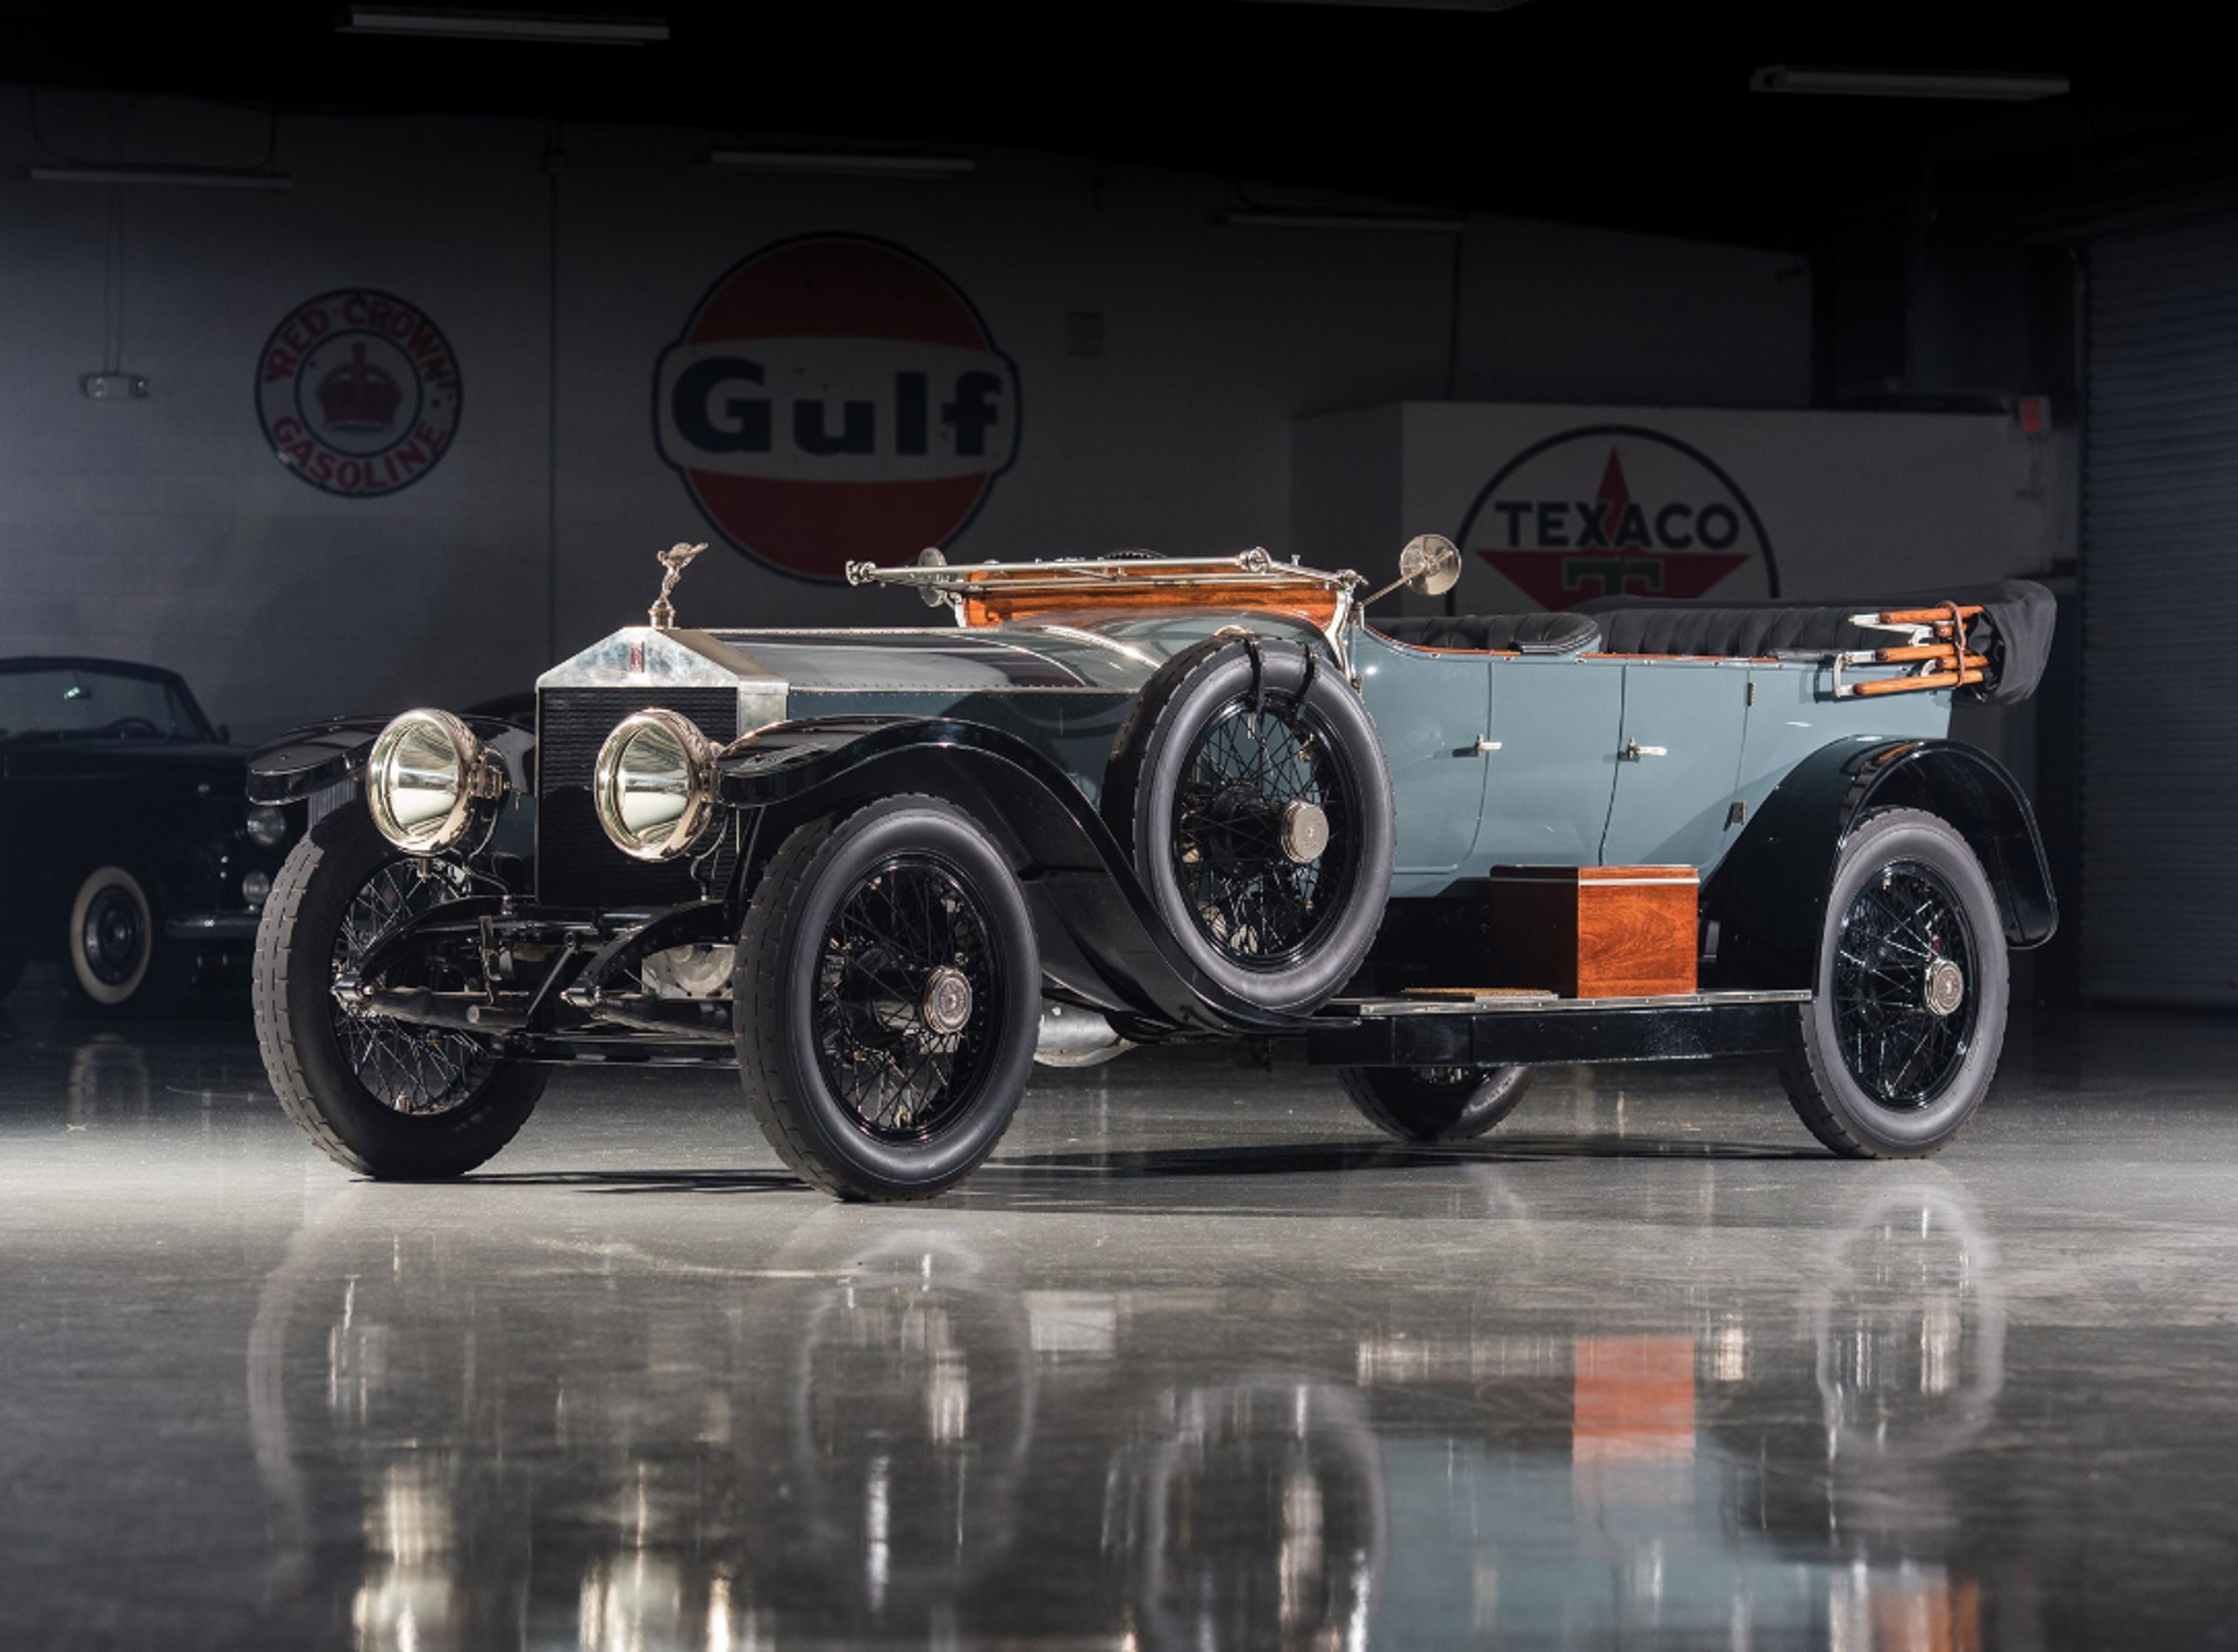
[0,89,1811,739]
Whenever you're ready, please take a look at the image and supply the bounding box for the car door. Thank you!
[1599,659,1751,869]
[1473,656,1626,868]
[1356,641,1493,876]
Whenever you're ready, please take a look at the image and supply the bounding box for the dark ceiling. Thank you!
[6,2,2228,248]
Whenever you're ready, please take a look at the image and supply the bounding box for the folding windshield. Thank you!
[0,664,210,742]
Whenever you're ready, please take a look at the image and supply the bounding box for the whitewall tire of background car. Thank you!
[66,864,180,1011]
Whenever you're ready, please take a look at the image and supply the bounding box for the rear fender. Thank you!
[716,716,1300,1035]
[1704,737,2057,990]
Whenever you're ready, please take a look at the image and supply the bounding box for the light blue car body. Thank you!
[666,607,1947,900]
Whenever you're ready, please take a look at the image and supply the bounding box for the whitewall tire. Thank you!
[67,865,165,1009]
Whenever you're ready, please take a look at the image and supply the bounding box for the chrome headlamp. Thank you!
[365,709,506,854]
[594,709,720,862]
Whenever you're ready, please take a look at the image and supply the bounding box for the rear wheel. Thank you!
[1779,808,2007,1158]
[734,795,1040,1202]
[253,808,544,1178]
[1339,1064,1533,1142]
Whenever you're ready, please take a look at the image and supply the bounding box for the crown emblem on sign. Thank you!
[649,542,708,630]
[316,342,402,430]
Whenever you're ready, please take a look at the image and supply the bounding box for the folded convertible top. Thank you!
[1576,580,2056,705]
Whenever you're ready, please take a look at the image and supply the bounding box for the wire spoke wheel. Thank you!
[1170,696,1357,970]
[1829,858,1979,1109]
[811,853,1001,1143]
[329,859,495,1118]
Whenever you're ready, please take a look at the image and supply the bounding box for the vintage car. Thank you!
[245,537,2055,1199]
[0,657,304,1011]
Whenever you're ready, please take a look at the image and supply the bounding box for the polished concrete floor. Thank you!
[3,970,2237,1651]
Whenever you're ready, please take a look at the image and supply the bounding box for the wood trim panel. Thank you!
[1481,865,1698,999]
[962,576,1340,630]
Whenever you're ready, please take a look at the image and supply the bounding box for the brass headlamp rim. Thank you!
[593,707,722,863]
[365,708,505,855]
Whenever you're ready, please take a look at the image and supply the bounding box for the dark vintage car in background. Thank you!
[244,536,2056,1202]
[0,657,303,1011]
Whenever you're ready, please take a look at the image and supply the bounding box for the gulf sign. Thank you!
[1455,425,1776,610]
[655,235,1019,582]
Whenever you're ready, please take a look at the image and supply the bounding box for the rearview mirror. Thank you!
[1398,533,1461,598]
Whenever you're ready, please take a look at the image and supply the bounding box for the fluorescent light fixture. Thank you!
[1220,209,1463,234]
[27,165,293,191]
[1751,64,2069,101]
[337,7,668,44]
[702,149,976,179]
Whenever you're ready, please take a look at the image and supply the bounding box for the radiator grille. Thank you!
[537,688,739,909]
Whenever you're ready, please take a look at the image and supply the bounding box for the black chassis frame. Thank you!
[247,714,2056,1072]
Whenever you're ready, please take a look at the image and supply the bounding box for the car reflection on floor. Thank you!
[8,989,2236,1650]
[236,1166,2021,1650]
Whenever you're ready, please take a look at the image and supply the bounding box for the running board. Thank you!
[1306,989,1810,1068]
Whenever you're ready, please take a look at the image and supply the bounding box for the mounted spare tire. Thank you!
[1104,635,1393,1012]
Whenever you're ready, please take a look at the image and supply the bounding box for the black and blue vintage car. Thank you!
[0,657,301,1010]
[245,538,2055,1200]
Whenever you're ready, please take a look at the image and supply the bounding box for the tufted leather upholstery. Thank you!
[1374,611,1602,654]
[1575,597,1887,657]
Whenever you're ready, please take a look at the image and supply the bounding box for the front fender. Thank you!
[1704,737,2057,990]
[247,713,533,805]
[717,716,1303,1036]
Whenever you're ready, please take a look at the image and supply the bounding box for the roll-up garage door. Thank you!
[2084,216,2238,1004]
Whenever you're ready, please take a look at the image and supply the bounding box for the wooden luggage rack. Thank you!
[1831,601,1987,698]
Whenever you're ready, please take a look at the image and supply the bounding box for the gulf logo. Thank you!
[654,235,1021,582]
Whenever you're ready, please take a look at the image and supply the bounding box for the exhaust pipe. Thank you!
[1034,1003,1132,1068]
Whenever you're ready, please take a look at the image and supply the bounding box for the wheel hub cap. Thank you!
[1923,958,1965,1017]
[83,892,143,984]
[1279,799,1331,864]
[920,965,974,1035]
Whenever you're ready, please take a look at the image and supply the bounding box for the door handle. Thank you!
[1473,737,1502,754]
[1623,740,1668,760]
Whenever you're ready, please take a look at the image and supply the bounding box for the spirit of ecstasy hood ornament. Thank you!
[648,541,708,630]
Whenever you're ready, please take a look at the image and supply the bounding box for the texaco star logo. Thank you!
[1456,425,1776,609]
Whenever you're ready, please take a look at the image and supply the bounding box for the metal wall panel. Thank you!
[2084,217,2238,1003]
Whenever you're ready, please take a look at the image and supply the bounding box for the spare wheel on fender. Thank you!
[1103,635,1394,1013]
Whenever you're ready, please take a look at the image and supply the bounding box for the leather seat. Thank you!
[1374,611,1601,654]
[1575,597,1887,658]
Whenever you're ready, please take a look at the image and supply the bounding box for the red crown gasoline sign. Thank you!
[256,290,460,498]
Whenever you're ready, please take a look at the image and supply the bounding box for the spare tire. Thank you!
[1104,635,1393,1012]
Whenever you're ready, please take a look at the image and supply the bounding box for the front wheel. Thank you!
[252,808,546,1178]
[1778,808,2008,1159]
[734,795,1040,1202]
[1339,1064,1533,1142]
